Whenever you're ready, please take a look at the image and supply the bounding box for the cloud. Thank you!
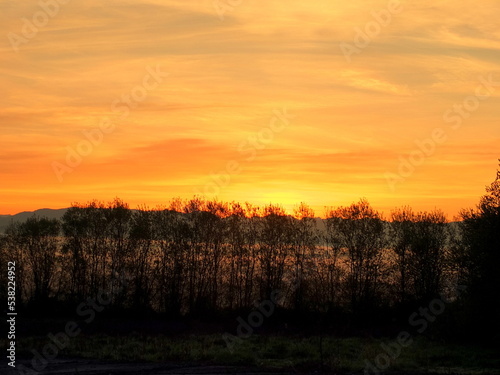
[0,0,499,217]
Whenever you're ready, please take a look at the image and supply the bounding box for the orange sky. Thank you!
[1,0,499,218]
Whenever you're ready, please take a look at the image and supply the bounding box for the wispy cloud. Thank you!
[1,0,499,216]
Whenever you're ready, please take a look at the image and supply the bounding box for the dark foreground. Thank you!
[4,320,499,375]
[10,358,294,375]
[9,357,500,375]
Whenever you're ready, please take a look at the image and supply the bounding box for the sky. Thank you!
[1,0,499,218]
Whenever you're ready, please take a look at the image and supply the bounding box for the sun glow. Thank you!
[1,0,499,217]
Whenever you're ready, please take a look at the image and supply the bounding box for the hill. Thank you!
[0,208,68,233]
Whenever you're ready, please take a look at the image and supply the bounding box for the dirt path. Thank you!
[9,359,295,375]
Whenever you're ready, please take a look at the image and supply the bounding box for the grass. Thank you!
[7,333,500,374]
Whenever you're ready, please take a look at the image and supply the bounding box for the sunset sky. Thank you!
[1,0,499,218]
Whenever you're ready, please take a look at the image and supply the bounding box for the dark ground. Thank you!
[9,358,294,375]
[4,317,499,375]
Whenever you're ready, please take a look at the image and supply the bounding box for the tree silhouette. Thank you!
[5,216,61,305]
[460,160,500,341]
[326,199,386,315]
[1,162,498,340]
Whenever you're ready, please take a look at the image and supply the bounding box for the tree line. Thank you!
[1,164,499,339]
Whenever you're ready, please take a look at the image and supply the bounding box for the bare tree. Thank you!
[390,206,416,304]
[257,204,292,302]
[5,216,61,305]
[390,207,448,304]
[62,201,109,301]
[153,206,189,315]
[410,210,448,302]
[128,207,155,312]
[290,202,317,311]
[224,202,257,310]
[326,199,386,313]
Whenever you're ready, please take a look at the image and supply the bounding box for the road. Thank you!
[9,359,295,375]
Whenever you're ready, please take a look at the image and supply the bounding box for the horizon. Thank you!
[0,197,471,221]
[2,1,499,219]
[2,2,499,373]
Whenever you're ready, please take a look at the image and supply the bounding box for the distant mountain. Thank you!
[0,208,68,233]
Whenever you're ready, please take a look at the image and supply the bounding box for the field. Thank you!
[5,318,500,374]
